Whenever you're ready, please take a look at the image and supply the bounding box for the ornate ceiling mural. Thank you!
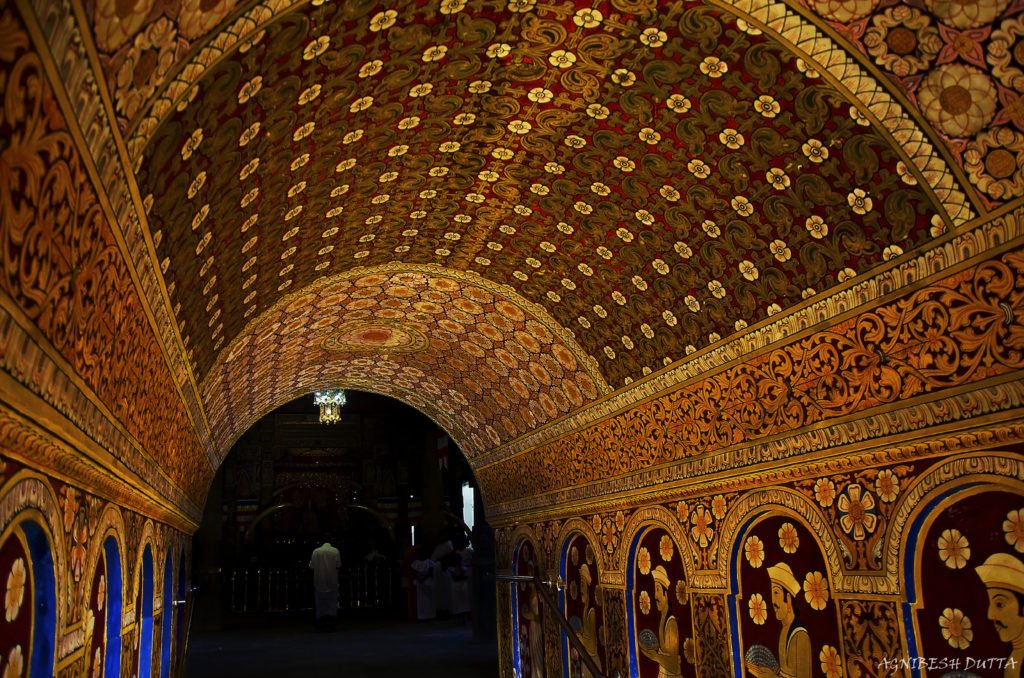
[136,0,951,400]
[201,266,609,457]
[795,0,1024,207]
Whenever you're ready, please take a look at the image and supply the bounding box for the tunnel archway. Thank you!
[1,0,1023,674]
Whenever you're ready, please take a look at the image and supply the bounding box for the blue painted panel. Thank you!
[160,553,173,678]
[104,537,122,678]
[20,521,55,678]
[139,546,154,678]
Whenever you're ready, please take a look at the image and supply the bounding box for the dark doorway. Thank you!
[187,391,497,675]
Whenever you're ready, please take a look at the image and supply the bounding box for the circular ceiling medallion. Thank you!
[322,320,429,354]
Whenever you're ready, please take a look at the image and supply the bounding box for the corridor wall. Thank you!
[0,458,190,678]
[487,201,1024,675]
[498,448,1024,677]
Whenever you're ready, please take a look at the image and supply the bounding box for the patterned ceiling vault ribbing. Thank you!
[138,0,949,399]
[202,267,609,456]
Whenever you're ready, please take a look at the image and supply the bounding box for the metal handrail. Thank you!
[174,587,196,678]
[497,574,614,678]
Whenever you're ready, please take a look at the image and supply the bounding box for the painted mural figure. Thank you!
[976,553,1024,678]
[578,563,601,677]
[641,566,682,678]
[747,563,811,678]
[522,585,546,678]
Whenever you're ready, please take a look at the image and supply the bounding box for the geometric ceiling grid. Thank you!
[137,0,947,391]
[201,267,610,457]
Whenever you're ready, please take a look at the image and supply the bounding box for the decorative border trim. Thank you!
[554,518,607,577]
[616,506,696,581]
[489,415,1024,524]
[710,488,856,592]
[478,209,1023,469]
[25,0,214,462]
[0,400,200,531]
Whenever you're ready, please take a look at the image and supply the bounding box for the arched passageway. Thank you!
[1,0,1023,674]
[186,391,498,674]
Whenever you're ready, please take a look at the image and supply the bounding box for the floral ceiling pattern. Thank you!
[133,0,946,399]
[201,267,609,456]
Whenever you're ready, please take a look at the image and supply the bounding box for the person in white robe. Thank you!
[309,541,341,629]
[411,557,436,620]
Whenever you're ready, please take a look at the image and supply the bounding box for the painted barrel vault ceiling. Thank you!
[23,0,1021,499]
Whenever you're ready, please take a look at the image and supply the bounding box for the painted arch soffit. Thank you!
[135,0,968,397]
[202,264,610,459]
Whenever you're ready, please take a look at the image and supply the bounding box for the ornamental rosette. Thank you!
[863,7,941,77]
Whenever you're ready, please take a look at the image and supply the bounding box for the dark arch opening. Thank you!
[187,391,497,676]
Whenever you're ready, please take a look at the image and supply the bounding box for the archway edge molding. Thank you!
[508,526,545,574]
[886,450,1024,599]
[616,505,695,585]
[121,0,972,226]
[0,471,67,654]
[555,518,607,580]
[711,487,861,594]
[91,504,128,615]
[129,520,158,608]
[202,262,610,463]
[234,377,471,446]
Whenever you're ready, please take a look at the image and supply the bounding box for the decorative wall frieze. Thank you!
[477,207,1023,470]
[488,411,1024,522]
[22,0,214,463]
[0,400,200,532]
[0,303,204,516]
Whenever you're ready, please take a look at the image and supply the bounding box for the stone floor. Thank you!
[186,616,499,677]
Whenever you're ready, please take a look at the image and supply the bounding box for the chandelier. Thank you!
[314,390,347,425]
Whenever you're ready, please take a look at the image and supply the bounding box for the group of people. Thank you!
[306,534,476,629]
[408,540,474,621]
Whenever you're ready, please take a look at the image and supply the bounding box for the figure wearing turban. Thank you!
[640,566,682,678]
[977,553,1024,678]
[747,563,811,678]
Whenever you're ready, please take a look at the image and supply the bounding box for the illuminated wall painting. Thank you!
[628,525,696,678]
[912,488,1024,676]
[561,532,607,677]
[731,515,842,678]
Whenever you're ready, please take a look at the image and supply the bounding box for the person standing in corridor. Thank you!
[310,538,341,631]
